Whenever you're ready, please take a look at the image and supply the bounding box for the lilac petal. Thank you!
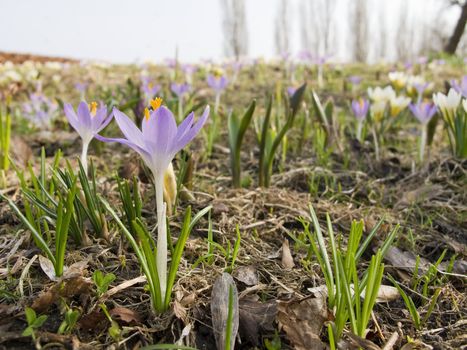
[95,134,151,162]
[143,106,177,154]
[64,103,80,132]
[77,102,92,131]
[171,106,210,154]
[174,112,195,140]
[95,112,113,133]
[91,106,108,130]
[113,108,145,148]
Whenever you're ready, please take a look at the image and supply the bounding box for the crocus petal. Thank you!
[171,106,210,154]
[174,112,195,141]
[77,101,92,131]
[64,103,80,132]
[113,108,145,148]
[95,134,151,163]
[95,112,114,133]
[144,106,177,155]
[91,106,108,130]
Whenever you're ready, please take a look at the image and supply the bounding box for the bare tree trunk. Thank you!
[444,2,467,54]
[275,0,290,55]
[351,0,368,62]
[221,0,248,59]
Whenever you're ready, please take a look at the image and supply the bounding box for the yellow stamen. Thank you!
[144,107,151,121]
[359,98,364,109]
[88,101,98,117]
[150,97,163,111]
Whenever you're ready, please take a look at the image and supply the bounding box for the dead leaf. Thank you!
[78,310,107,331]
[238,297,277,346]
[211,273,239,350]
[385,246,430,280]
[173,300,187,322]
[308,284,400,303]
[373,285,400,303]
[277,296,328,350]
[31,276,92,312]
[109,307,142,325]
[234,266,259,286]
[281,239,295,269]
[345,331,382,350]
[39,255,58,281]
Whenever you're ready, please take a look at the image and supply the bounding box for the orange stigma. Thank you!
[150,97,163,111]
[144,107,151,121]
[88,101,98,116]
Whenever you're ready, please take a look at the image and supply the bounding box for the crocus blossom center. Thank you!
[89,101,98,117]
[150,97,163,111]
[144,97,164,120]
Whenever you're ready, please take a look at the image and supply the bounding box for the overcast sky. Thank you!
[0,0,460,63]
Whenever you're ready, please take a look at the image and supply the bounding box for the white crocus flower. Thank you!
[433,89,462,120]
[388,71,407,90]
[462,99,467,114]
[371,100,387,122]
[390,95,411,116]
[368,86,396,103]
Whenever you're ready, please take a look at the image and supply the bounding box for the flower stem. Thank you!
[154,172,167,300]
[419,126,427,163]
[371,127,380,162]
[81,141,89,175]
[356,120,363,141]
[214,93,220,114]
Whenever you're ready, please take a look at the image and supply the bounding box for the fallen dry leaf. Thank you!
[234,265,259,286]
[109,307,142,325]
[238,297,277,346]
[281,239,295,269]
[32,276,92,313]
[211,273,239,350]
[38,255,58,281]
[277,296,328,350]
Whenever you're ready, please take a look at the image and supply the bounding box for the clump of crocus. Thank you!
[351,98,369,141]
[97,98,209,299]
[409,101,437,162]
[22,92,59,130]
[171,82,191,121]
[433,89,466,158]
[64,101,111,174]
[207,71,228,113]
[433,89,462,121]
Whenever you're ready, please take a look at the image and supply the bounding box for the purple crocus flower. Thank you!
[207,74,228,94]
[141,76,161,99]
[75,82,88,93]
[287,87,297,97]
[348,75,362,85]
[409,101,437,162]
[450,76,467,98]
[64,101,111,173]
[351,98,369,141]
[96,102,209,298]
[22,92,58,129]
[351,99,370,121]
[171,82,191,98]
[409,101,437,125]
